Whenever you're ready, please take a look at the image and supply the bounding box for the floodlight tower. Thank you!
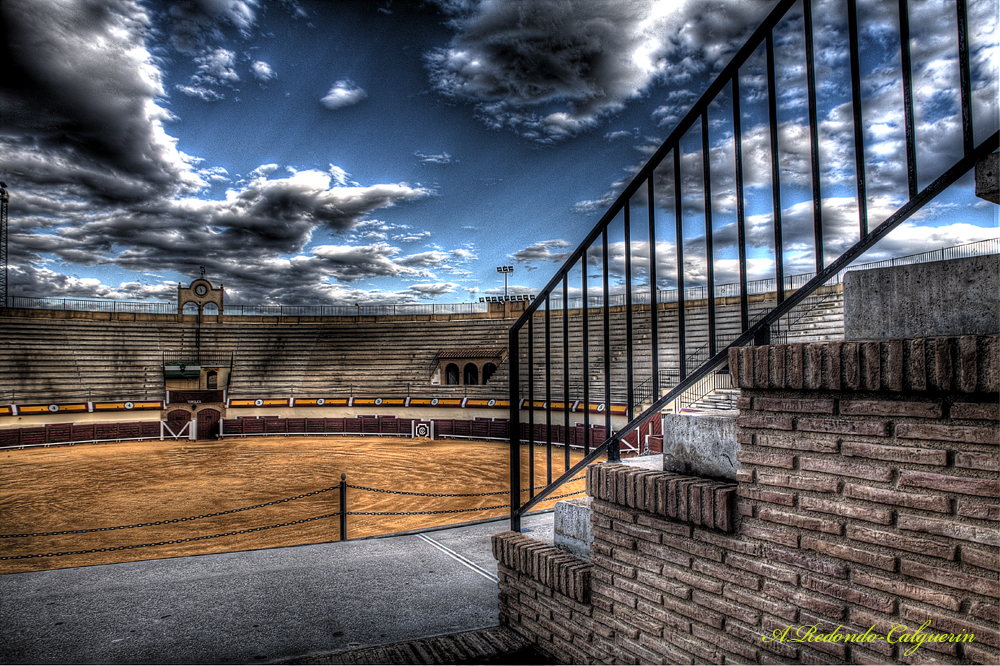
[496,265,513,300]
[0,182,8,310]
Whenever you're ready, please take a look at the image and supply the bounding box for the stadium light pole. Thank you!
[0,182,8,310]
[496,265,513,300]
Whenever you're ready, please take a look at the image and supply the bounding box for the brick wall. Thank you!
[495,336,998,664]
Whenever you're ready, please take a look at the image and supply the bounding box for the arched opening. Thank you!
[464,363,479,385]
[483,362,497,384]
[445,363,460,385]
[202,302,219,315]
[182,301,199,315]
[206,370,218,390]
[167,409,190,423]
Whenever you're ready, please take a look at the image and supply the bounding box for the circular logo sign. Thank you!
[374,398,383,406]
[316,398,325,406]
[597,403,606,413]
[124,402,134,410]
[254,399,264,407]
[487,399,496,407]
[430,398,439,406]
[48,404,59,412]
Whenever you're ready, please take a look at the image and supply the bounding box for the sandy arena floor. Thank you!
[0,436,588,575]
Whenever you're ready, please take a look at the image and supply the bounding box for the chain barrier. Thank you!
[345,486,586,517]
[0,484,341,539]
[345,475,586,498]
[0,512,341,561]
[3,473,590,559]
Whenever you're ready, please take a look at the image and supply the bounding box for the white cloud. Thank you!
[192,48,240,86]
[407,282,459,297]
[167,0,260,53]
[415,151,455,164]
[510,239,574,265]
[321,79,368,109]
[175,84,225,101]
[604,130,635,142]
[251,60,276,81]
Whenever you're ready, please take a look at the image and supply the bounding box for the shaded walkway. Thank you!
[0,514,554,665]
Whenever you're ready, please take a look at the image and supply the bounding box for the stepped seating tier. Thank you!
[0,288,842,405]
[516,287,844,406]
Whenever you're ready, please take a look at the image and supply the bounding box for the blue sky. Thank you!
[1,0,997,305]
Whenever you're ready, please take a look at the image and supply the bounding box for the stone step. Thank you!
[275,626,544,665]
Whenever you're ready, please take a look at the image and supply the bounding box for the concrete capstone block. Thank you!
[554,497,592,561]
[845,255,1000,340]
[661,413,739,480]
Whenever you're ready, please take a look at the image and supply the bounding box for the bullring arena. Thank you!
[0,274,841,575]
[0,288,644,575]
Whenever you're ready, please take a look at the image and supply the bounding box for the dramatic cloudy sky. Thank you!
[1,0,996,306]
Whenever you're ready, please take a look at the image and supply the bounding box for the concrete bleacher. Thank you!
[516,285,844,407]
[0,286,842,406]
[0,318,176,402]
[224,318,511,398]
[0,315,513,404]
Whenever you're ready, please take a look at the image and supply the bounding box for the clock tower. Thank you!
[177,279,225,317]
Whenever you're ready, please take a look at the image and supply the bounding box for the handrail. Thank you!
[511,134,997,524]
[507,0,998,530]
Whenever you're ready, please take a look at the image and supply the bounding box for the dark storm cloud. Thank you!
[0,0,204,202]
[8,264,178,301]
[427,0,775,142]
[0,0,439,305]
[509,239,573,265]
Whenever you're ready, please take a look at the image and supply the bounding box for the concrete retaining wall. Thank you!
[845,255,999,340]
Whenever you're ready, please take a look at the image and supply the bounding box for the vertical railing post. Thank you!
[702,111,718,357]
[562,277,570,474]
[955,0,973,157]
[898,0,917,199]
[624,206,634,423]
[582,258,590,456]
[509,322,522,532]
[803,0,825,273]
[845,0,868,237]
[339,473,347,541]
[733,75,750,334]
[766,33,786,304]
[528,316,535,500]
[602,229,617,462]
[673,148,687,381]
[544,295,552,485]
[647,177,660,401]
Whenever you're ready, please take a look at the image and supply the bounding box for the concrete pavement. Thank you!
[0,513,554,665]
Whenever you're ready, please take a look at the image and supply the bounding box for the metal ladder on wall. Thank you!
[507,0,998,530]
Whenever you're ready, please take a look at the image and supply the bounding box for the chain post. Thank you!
[339,473,347,541]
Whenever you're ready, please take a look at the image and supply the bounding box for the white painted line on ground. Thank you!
[417,533,499,583]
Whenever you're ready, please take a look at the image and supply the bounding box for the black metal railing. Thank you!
[3,238,994,319]
[508,0,998,530]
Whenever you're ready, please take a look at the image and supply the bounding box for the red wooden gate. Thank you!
[196,409,221,440]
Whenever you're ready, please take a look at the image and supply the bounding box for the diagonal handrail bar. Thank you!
[505,0,800,333]
[508,0,995,531]
[510,132,998,527]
